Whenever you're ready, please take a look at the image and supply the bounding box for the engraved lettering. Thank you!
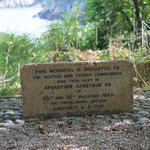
[49,68,74,73]
[69,79,79,82]
[53,106,73,111]
[33,76,41,79]
[102,93,113,97]
[84,66,110,71]
[90,99,106,103]
[82,78,93,82]
[64,74,73,78]
[114,66,120,70]
[57,80,66,83]
[78,95,99,99]
[35,69,46,73]
[43,96,54,100]
[44,85,72,90]
[51,102,58,105]
[76,83,101,88]
[55,96,64,100]
[95,72,122,76]
[105,83,111,87]
[44,75,61,79]
[75,73,92,77]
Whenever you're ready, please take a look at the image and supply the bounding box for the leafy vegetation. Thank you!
[0,0,150,96]
[85,0,150,48]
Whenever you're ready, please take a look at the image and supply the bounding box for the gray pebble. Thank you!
[138,95,146,100]
[5,110,14,115]
[144,91,150,98]
[0,111,3,117]
[0,121,22,129]
[12,115,22,120]
[3,114,10,120]
[4,120,14,124]
[123,112,134,118]
[138,111,149,116]
[61,117,68,121]
[111,114,119,119]
[0,118,3,122]
[123,119,132,124]
[137,117,150,123]
[0,127,8,132]
[94,119,107,126]
[96,115,105,119]
[0,122,14,128]
[133,114,143,120]
[12,107,21,111]
[142,105,150,109]
[69,116,80,120]
[14,112,22,116]
[15,119,25,125]
[134,94,138,99]
[10,124,22,129]
[133,107,141,112]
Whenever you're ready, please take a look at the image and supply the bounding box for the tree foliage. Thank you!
[85,0,150,48]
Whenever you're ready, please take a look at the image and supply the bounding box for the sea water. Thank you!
[0,6,51,37]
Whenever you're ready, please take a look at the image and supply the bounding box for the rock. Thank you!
[94,119,107,126]
[138,95,146,100]
[0,111,3,117]
[111,114,119,119]
[138,111,149,117]
[12,107,21,111]
[133,107,141,112]
[142,105,150,109]
[5,110,15,115]
[0,122,14,128]
[15,119,25,125]
[12,115,22,120]
[69,116,80,120]
[144,91,150,98]
[123,112,134,118]
[137,117,150,123]
[134,94,138,99]
[120,115,128,120]
[109,119,118,123]
[133,114,143,120]
[61,117,69,121]
[36,7,63,20]
[0,127,8,133]
[14,112,22,116]
[47,120,58,127]
[0,121,22,129]
[0,118,3,122]
[10,124,22,129]
[4,120,14,124]
[97,115,106,119]
[3,114,10,120]
[123,119,132,125]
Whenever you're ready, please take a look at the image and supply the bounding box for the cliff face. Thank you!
[35,0,85,21]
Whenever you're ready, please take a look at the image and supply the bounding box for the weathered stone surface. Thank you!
[21,60,133,118]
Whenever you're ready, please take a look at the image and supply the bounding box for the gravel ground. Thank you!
[0,90,150,150]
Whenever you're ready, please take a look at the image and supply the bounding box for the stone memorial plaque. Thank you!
[21,60,133,118]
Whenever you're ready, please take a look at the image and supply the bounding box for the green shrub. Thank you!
[0,33,40,96]
[41,6,97,52]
